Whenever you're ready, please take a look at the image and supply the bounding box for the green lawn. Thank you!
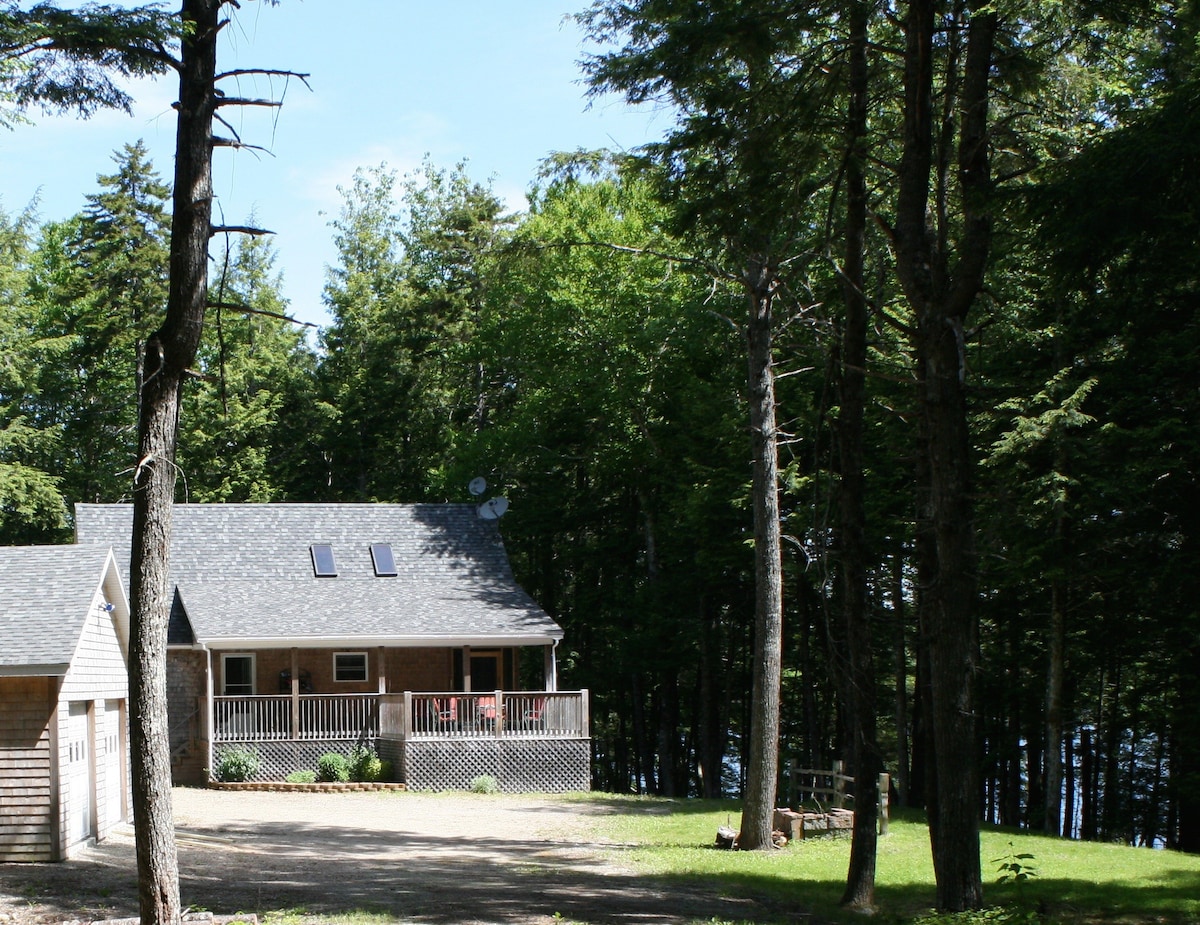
[566,796,1200,925]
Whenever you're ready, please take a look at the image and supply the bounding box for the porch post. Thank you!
[377,646,386,694]
[204,647,214,780]
[463,645,472,692]
[544,644,558,692]
[290,648,300,741]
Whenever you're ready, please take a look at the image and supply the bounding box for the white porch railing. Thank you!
[213,694,379,743]
[397,691,589,740]
[212,690,589,744]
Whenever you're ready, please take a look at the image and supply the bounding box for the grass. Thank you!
[563,795,1200,925]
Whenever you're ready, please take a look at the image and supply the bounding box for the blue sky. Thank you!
[0,1,669,328]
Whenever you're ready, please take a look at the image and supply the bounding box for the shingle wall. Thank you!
[0,677,55,861]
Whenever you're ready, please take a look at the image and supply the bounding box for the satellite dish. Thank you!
[468,477,487,497]
[478,496,510,520]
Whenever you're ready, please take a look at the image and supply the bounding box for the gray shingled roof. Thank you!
[74,504,562,648]
[0,545,121,675]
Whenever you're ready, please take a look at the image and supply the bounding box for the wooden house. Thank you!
[75,503,590,793]
[0,545,130,862]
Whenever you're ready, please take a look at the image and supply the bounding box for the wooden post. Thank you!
[494,690,504,737]
[204,648,214,781]
[289,647,300,741]
[833,759,846,808]
[463,645,472,692]
[377,646,386,694]
[878,772,891,835]
[580,688,590,738]
[402,691,412,740]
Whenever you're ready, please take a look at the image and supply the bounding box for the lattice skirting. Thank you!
[394,737,590,793]
[212,738,382,783]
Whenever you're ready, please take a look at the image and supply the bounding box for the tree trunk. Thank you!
[738,264,784,851]
[129,3,219,923]
[892,0,996,909]
[1044,568,1066,835]
[838,1,879,905]
[892,550,911,807]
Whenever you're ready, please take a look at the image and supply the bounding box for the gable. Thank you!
[0,545,127,677]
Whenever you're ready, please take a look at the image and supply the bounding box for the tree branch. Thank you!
[207,300,319,329]
[210,224,274,237]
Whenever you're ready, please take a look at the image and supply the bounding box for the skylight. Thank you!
[310,544,337,577]
[370,543,397,577]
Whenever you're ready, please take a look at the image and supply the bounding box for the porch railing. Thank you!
[212,690,589,744]
[213,694,378,743]
[390,691,589,741]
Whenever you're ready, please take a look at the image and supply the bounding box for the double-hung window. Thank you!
[333,652,368,683]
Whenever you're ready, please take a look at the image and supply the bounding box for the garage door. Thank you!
[101,701,124,829]
[66,703,93,844]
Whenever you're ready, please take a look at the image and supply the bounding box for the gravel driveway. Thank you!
[0,788,773,925]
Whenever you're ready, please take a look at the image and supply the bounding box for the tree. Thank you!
[125,2,299,922]
[0,204,68,543]
[580,0,831,850]
[1,1,174,122]
[459,161,754,798]
[181,229,317,502]
[316,160,508,501]
[23,142,171,505]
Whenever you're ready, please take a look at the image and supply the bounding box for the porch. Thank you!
[208,690,591,792]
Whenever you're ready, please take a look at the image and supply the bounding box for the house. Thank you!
[74,503,590,793]
[0,545,130,862]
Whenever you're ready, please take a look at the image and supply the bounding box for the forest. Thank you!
[2,0,1198,875]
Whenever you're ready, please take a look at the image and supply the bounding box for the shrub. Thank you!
[349,745,383,782]
[316,751,350,782]
[285,769,316,784]
[213,746,260,783]
[470,774,500,794]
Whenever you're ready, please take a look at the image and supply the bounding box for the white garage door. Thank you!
[66,703,93,844]
[102,701,124,828]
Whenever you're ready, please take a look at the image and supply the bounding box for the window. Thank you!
[310,543,337,577]
[222,654,256,695]
[370,543,397,577]
[333,652,368,683]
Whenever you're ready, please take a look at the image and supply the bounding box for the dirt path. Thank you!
[0,788,778,925]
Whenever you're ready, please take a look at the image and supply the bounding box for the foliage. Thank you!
[469,774,500,795]
[993,842,1039,886]
[212,746,260,783]
[316,752,350,783]
[0,1,176,121]
[284,770,316,784]
[349,746,383,783]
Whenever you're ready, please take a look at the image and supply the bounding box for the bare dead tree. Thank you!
[126,3,306,923]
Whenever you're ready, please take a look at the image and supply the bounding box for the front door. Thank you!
[222,654,255,695]
[470,653,500,692]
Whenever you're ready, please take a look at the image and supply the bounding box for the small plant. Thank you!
[470,774,500,794]
[316,751,350,782]
[994,841,1039,885]
[285,769,316,784]
[349,745,383,782]
[213,746,260,783]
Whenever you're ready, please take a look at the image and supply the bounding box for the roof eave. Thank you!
[197,633,562,650]
[0,663,70,677]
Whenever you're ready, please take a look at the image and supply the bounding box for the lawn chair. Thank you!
[521,696,546,733]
